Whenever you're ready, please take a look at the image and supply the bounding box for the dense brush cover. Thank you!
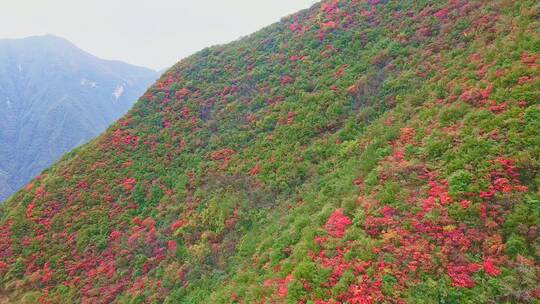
[1,0,539,303]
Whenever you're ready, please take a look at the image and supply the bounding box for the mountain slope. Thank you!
[0,1,539,303]
[0,35,158,201]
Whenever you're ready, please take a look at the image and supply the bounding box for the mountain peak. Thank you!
[0,34,74,47]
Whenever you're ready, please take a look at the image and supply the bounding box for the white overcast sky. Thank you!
[0,0,318,70]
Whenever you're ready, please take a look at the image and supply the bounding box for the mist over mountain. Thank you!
[0,35,158,201]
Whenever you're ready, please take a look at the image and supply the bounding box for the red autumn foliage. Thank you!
[110,129,140,150]
[210,148,236,169]
[521,52,539,67]
[518,76,531,85]
[479,85,493,100]
[290,55,306,62]
[0,220,13,260]
[477,65,488,78]
[0,261,8,273]
[447,263,480,288]
[25,182,35,191]
[321,21,338,30]
[265,274,294,298]
[109,230,122,241]
[311,246,352,287]
[322,0,339,15]
[26,202,35,218]
[400,127,416,144]
[281,75,295,85]
[175,88,191,99]
[514,185,528,192]
[289,21,307,34]
[122,178,137,191]
[469,53,482,61]
[171,220,186,231]
[142,217,156,229]
[325,209,352,238]
[287,111,296,125]
[221,86,232,96]
[460,88,483,105]
[483,257,501,277]
[35,187,46,199]
[496,157,520,178]
[480,203,488,222]
[41,262,53,284]
[344,275,384,303]
[434,8,450,20]
[335,64,349,78]
[460,200,471,209]
[488,101,508,114]
[492,177,512,193]
[360,9,375,18]
[181,106,191,118]
[392,148,405,162]
[167,240,177,253]
[225,209,239,229]
[250,163,262,176]
[347,84,358,95]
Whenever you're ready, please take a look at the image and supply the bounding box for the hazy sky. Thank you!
[0,0,318,70]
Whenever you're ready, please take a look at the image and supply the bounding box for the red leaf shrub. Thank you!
[122,178,137,191]
[321,21,338,30]
[322,0,339,15]
[171,220,186,231]
[281,75,295,85]
[521,52,539,67]
[175,88,191,99]
[460,200,471,209]
[41,262,53,284]
[488,101,508,114]
[287,111,296,125]
[447,263,480,288]
[400,127,416,144]
[109,230,122,241]
[167,240,177,253]
[26,202,35,218]
[325,209,352,238]
[250,163,262,176]
[483,257,501,277]
[335,64,349,78]
[433,8,450,20]
[110,129,140,150]
[264,274,294,298]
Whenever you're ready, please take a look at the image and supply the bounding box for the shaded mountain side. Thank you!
[0,1,539,303]
[0,35,158,201]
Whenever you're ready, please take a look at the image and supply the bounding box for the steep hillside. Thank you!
[0,1,539,303]
[0,35,158,201]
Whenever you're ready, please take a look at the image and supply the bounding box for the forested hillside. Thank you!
[0,1,538,303]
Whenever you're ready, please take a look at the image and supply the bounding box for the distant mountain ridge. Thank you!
[0,35,158,201]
